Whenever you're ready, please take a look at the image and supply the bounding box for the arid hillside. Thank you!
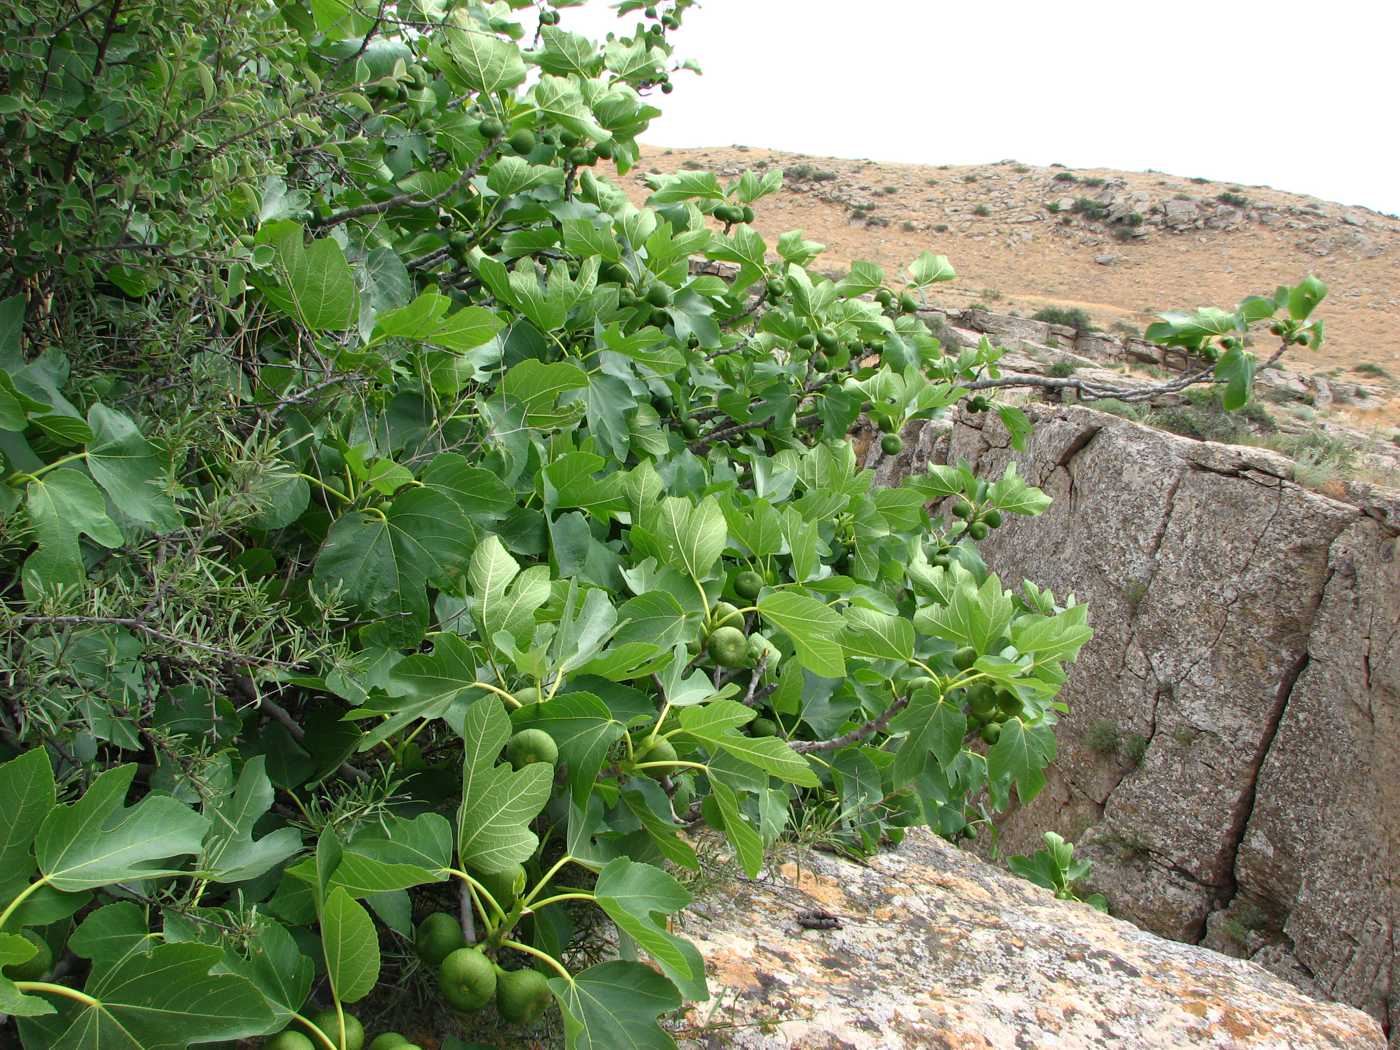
[625,146,1400,424]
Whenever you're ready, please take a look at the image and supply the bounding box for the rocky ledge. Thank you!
[675,828,1383,1049]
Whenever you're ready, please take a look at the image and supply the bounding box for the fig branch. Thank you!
[791,693,912,754]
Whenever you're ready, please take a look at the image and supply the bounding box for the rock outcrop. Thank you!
[677,828,1384,1049]
[909,403,1400,1044]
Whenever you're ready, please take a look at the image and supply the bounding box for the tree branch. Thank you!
[62,0,124,182]
[967,337,1293,405]
[791,694,910,753]
[459,876,477,943]
[11,615,298,668]
[310,136,500,230]
[967,365,1217,404]
[690,407,822,453]
[259,696,370,784]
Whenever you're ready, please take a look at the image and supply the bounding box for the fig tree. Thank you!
[506,728,558,769]
[474,862,526,908]
[996,692,1025,719]
[707,625,749,668]
[416,911,467,967]
[734,570,764,599]
[495,966,553,1024]
[264,1033,315,1050]
[308,1011,364,1050]
[2,930,51,980]
[748,633,780,671]
[636,737,678,775]
[368,1035,410,1050]
[969,689,998,720]
[439,947,497,1012]
[710,600,741,628]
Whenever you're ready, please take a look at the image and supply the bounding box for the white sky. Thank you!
[563,0,1400,215]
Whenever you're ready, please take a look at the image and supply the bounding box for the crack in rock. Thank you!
[1206,646,1316,945]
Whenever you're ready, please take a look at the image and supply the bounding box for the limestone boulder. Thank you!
[1074,331,1124,360]
[1163,198,1202,228]
[1254,366,1315,402]
[926,403,1398,1044]
[677,829,1384,1049]
[960,310,1053,346]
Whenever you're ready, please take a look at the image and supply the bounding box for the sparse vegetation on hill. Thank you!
[1033,306,1094,330]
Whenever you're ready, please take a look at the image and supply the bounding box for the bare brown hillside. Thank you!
[624,146,1400,424]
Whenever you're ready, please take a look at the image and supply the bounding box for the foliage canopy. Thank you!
[0,0,1323,1046]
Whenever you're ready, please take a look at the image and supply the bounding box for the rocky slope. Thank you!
[676,828,1384,1049]
[626,146,1400,426]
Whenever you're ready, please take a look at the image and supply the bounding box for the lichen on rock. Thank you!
[676,828,1383,1048]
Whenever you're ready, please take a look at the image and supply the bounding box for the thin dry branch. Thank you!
[791,694,910,754]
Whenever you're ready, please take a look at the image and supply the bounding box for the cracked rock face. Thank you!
[676,829,1383,1049]
[921,404,1398,1045]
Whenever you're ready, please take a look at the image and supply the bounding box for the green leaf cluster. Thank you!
[0,1,1314,1045]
